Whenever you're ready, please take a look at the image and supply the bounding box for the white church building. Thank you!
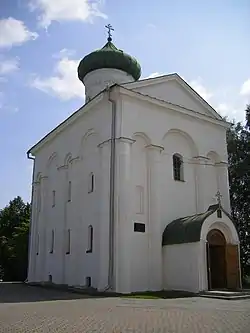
[27,29,241,294]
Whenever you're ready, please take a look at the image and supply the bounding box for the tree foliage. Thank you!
[0,196,30,281]
[227,105,250,278]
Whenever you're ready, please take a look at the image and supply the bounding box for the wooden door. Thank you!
[210,245,226,289]
[226,245,240,290]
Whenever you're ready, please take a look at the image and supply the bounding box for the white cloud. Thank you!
[216,103,232,118]
[145,72,163,79]
[217,103,245,122]
[29,0,107,28]
[217,103,229,113]
[0,57,19,75]
[147,23,156,29]
[0,17,38,48]
[31,57,85,100]
[52,48,76,59]
[0,57,19,112]
[240,79,250,96]
[188,78,213,101]
[0,91,18,113]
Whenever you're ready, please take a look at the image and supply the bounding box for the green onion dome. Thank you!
[78,39,141,82]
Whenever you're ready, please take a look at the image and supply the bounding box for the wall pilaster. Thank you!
[115,137,135,293]
[98,140,111,290]
[147,144,164,291]
[40,176,48,281]
[194,156,209,213]
[28,181,38,282]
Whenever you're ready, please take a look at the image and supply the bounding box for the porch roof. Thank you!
[162,204,222,246]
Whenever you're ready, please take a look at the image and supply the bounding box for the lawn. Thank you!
[122,290,196,299]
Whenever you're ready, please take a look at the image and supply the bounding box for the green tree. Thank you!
[0,196,30,281]
[227,105,250,279]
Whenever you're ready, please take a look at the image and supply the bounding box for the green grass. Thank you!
[121,290,196,299]
[123,294,160,299]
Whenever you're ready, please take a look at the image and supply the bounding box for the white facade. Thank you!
[27,72,240,293]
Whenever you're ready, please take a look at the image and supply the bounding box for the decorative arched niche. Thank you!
[206,150,221,165]
[131,132,151,219]
[162,129,198,159]
[79,128,100,160]
[46,152,59,171]
[35,172,42,213]
[64,153,72,167]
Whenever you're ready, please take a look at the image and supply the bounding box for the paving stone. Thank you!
[0,283,250,332]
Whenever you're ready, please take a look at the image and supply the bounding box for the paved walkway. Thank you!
[1,283,250,332]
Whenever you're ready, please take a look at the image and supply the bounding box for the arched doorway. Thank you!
[207,229,227,289]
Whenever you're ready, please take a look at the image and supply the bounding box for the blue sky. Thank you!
[0,0,249,208]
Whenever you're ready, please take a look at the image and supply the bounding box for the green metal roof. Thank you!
[78,40,141,82]
[162,205,221,246]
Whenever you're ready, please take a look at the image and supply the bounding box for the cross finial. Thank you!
[215,190,222,207]
[105,24,114,42]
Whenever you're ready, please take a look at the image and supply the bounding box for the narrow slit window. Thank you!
[173,154,184,181]
[68,181,72,202]
[50,229,55,253]
[36,233,39,255]
[88,173,94,193]
[52,190,56,207]
[66,229,71,254]
[86,225,93,253]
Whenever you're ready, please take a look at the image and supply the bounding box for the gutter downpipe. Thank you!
[106,86,117,291]
[26,151,35,282]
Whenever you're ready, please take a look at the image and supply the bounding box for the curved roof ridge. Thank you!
[162,206,219,246]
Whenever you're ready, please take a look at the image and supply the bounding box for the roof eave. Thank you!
[27,91,105,157]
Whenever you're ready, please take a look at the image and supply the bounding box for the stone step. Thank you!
[200,290,250,300]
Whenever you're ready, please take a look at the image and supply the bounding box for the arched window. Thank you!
[52,190,56,207]
[86,225,93,253]
[173,154,184,181]
[88,172,95,193]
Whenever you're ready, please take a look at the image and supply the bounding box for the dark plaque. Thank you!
[134,222,145,233]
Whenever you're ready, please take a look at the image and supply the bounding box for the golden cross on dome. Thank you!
[105,24,114,41]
